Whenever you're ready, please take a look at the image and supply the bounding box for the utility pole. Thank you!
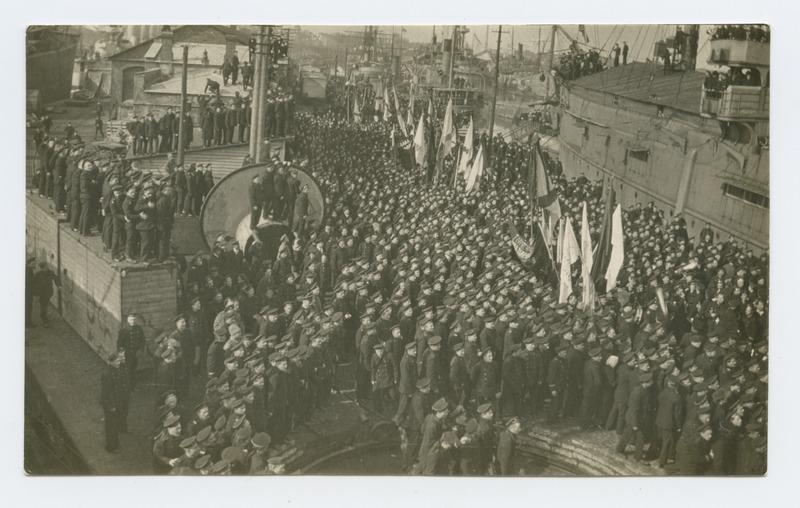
[488,26,505,159]
[545,25,557,98]
[177,44,188,165]
[345,45,350,123]
[249,26,266,160]
[256,26,273,162]
[538,26,541,55]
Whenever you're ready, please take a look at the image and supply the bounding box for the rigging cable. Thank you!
[618,25,645,86]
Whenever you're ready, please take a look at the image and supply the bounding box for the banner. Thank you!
[508,219,557,284]
[509,221,536,265]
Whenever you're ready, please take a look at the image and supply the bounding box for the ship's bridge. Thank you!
[700,25,769,121]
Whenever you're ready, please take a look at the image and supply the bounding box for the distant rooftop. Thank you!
[145,68,249,98]
[110,25,252,64]
[568,62,706,115]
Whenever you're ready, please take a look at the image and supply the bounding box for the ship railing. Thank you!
[701,86,768,118]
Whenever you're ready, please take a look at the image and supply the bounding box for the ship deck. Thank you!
[569,62,706,115]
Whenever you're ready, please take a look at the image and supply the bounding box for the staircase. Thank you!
[128,143,251,179]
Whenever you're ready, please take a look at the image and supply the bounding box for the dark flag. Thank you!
[529,142,559,209]
[396,137,414,170]
[508,220,558,285]
[590,179,617,292]
[529,142,561,246]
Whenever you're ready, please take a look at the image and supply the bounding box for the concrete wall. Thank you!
[57,224,180,358]
[121,264,179,348]
[26,195,62,309]
[58,226,123,359]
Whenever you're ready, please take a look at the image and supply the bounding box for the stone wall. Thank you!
[58,226,123,359]
[517,424,660,476]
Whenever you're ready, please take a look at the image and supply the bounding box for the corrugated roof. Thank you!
[568,62,706,115]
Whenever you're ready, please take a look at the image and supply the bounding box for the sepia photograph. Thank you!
[23,20,771,479]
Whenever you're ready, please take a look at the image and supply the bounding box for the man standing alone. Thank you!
[100,351,130,453]
[34,261,59,327]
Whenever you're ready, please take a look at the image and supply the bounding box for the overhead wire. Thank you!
[618,25,645,86]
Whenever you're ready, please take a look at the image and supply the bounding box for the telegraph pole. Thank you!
[488,26,506,158]
[545,25,557,99]
[249,26,266,160]
[255,26,273,163]
[177,44,188,165]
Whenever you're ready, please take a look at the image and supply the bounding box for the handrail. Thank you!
[701,87,767,118]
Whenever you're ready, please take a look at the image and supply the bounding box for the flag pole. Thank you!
[452,133,462,188]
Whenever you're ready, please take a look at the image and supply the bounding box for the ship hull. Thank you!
[558,85,768,252]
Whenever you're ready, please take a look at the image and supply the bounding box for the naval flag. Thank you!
[465,141,485,193]
[413,114,427,167]
[581,201,596,314]
[604,204,625,290]
[558,216,582,303]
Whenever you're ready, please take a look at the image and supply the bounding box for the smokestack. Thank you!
[392,55,401,79]
[160,28,174,75]
[442,39,452,81]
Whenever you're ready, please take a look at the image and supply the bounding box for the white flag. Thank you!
[559,217,581,303]
[581,202,596,313]
[394,87,408,137]
[413,114,427,167]
[439,98,455,153]
[457,116,474,177]
[353,90,361,123]
[383,84,392,122]
[465,143,484,193]
[604,204,625,290]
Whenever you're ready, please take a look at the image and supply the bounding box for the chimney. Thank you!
[160,28,174,75]
[225,34,237,63]
[391,55,401,79]
[442,39,452,78]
